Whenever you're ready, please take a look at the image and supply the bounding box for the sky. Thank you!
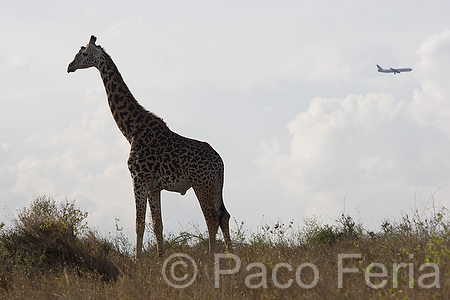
[1,0,450,242]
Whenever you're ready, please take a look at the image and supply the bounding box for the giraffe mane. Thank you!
[99,46,168,127]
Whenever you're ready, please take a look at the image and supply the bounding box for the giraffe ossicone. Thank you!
[68,35,232,259]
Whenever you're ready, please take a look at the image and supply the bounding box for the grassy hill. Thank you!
[0,195,447,299]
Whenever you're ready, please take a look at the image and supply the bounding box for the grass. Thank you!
[0,195,448,299]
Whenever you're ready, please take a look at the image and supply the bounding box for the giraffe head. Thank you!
[67,35,103,73]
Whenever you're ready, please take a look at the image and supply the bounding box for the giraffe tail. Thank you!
[216,176,232,252]
[218,202,229,223]
[214,168,227,221]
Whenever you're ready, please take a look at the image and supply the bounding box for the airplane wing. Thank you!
[390,68,400,74]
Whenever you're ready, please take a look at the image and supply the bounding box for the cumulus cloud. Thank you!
[258,93,407,192]
[2,87,132,230]
[408,30,450,134]
[257,31,450,223]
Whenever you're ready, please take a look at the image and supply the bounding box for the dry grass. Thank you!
[0,195,448,299]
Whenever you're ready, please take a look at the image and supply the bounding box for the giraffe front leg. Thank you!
[133,179,148,260]
[148,190,164,257]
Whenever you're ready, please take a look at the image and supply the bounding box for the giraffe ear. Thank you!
[89,35,97,45]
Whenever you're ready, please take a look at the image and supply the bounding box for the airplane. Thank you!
[377,65,412,74]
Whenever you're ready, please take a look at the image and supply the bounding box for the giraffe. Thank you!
[67,35,232,259]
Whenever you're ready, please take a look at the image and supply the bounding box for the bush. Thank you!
[0,195,119,285]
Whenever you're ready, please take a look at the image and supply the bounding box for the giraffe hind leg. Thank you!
[193,188,220,254]
[207,220,219,254]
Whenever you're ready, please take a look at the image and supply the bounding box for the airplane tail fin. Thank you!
[377,65,383,71]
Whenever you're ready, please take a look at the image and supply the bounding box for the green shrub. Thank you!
[0,195,119,285]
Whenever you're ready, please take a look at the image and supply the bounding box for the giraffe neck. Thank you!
[96,49,161,143]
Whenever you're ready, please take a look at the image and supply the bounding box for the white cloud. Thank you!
[13,156,55,196]
[257,93,407,194]
[416,31,450,75]
[1,85,133,230]
[257,91,450,225]
[256,31,450,225]
[409,30,450,134]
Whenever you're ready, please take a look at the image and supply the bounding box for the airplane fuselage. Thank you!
[377,65,412,74]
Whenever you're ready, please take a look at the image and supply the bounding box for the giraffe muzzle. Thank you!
[67,63,77,73]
